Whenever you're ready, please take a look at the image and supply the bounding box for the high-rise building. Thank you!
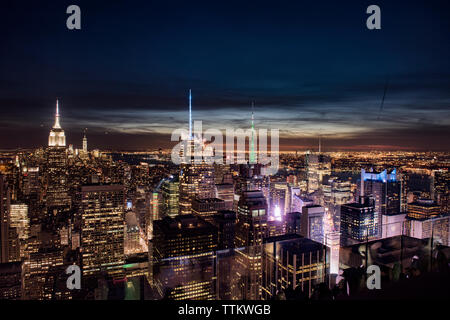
[179,160,216,214]
[214,164,232,184]
[270,182,291,218]
[215,183,234,211]
[46,100,71,210]
[191,198,225,223]
[323,177,352,231]
[0,175,19,263]
[152,214,217,300]
[249,102,256,165]
[340,196,378,245]
[9,203,29,258]
[404,215,450,246]
[148,191,161,239]
[267,218,286,237]
[432,170,449,214]
[234,190,268,300]
[236,190,268,247]
[285,211,301,235]
[212,210,236,250]
[291,194,314,213]
[23,248,70,300]
[0,174,10,263]
[48,99,66,148]
[407,199,440,220]
[133,187,150,240]
[80,184,125,280]
[300,205,325,243]
[381,212,406,239]
[21,167,40,198]
[261,234,328,299]
[306,152,331,194]
[324,231,340,276]
[82,133,88,153]
[178,91,216,215]
[160,176,179,218]
[358,168,401,238]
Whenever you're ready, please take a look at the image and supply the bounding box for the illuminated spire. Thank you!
[249,101,256,164]
[83,129,88,152]
[54,99,61,129]
[48,99,66,147]
[188,89,192,140]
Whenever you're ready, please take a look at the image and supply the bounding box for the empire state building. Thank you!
[46,99,71,211]
[48,99,66,147]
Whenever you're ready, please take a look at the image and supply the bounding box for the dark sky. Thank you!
[1,0,449,151]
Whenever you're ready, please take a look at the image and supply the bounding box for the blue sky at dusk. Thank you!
[0,0,449,150]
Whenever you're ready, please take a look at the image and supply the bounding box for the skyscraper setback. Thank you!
[46,100,71,210]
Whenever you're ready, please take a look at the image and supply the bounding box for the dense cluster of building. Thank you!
[0,99,449,300]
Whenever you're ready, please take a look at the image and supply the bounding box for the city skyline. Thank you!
[1,1,449,151]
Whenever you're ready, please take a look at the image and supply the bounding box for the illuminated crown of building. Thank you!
[48,99,66,147]
[180,90,206,163]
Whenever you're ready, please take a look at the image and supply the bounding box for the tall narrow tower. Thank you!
[249,101,256,164]
[83,131,87,152]
[188,89,192,140]
[48,99,66,147]
[179,90,216,215]
[46,99,70,209]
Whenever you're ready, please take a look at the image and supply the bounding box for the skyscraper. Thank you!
[306,152,331,194]
[261,234,328,299]
[234,190,268,300]
[160,176,179,218]
[300,205,325,244]
[46,100,71,210]
[80,184,125,280]
[0,175,20,264]
[82,133,88,153]
[323,177,352,231]
[432,170,449,214]
[249,102,256,165]
[152,214,217,300]
[215,183,234,211]
[23,247,70,300]
[179,91,216,214]
[1,175,12,263]
[48,99,66,148]
[358,168,401,238]
[340,196,378,245]
[9,203,29,259]
[270,182,291,218]
[191,197,225,223]
[407,198,440,220]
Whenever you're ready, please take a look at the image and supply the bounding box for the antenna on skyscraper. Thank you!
[188,89,192,140]
[54,98,61,129]
[249,101,256,164]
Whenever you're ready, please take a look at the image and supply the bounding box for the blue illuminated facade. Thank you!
[361,168,397,183]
